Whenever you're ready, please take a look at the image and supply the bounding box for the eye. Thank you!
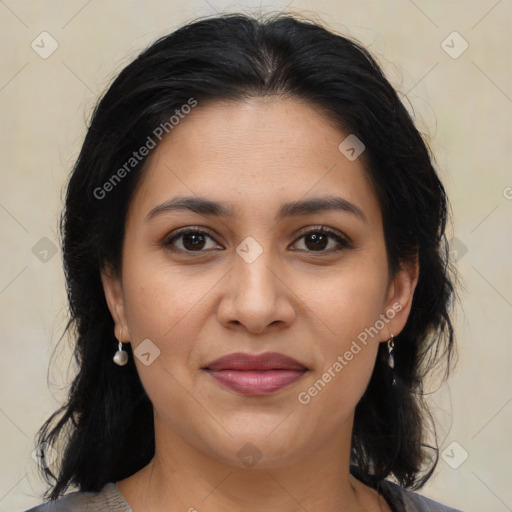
[291,226,352,253]
[163,227,221,252]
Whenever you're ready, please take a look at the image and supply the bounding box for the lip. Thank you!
[205,352,308,371]
[203,352,308,396]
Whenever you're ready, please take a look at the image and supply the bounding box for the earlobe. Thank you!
[100,265,130,342]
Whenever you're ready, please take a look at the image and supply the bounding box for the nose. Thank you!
[216,249,296,334]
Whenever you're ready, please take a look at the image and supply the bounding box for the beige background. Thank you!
[1,1,511,511]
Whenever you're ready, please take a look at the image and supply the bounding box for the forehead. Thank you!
[127,98,380,225]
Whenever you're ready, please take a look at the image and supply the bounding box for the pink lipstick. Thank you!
[204,352,308,396]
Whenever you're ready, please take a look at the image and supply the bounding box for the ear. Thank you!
[381,254,419,341]
[101,264,131,342]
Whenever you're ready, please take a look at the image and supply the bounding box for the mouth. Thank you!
[202,352,309,396]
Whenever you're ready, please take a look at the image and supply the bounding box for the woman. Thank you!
[24,12,462,512]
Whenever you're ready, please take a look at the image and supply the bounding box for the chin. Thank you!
[203,424,318,471]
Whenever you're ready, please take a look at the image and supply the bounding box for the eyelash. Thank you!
[163,225,352,255]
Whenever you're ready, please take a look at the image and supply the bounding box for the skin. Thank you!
[102,97,418,512]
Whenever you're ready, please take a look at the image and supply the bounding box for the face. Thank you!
[102,97,417,469]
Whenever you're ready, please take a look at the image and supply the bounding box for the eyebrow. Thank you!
[145,195,368,224]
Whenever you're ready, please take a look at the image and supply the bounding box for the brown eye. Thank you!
[164,229,221,252]
[180,232,207,251]
[304,232,329,251]
[292,227,352,253]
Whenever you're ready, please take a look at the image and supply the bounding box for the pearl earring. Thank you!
[113,328,129,366]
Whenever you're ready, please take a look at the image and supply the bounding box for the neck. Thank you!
[117,415,375,512]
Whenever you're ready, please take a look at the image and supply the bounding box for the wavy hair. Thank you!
[35,11,457,500]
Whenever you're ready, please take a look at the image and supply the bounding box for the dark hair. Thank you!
[36,11,457,500]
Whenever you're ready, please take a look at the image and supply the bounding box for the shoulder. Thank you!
[379,479,465,512]
[20,483,132,512]
[350,465,465,512]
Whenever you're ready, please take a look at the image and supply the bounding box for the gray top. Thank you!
[22,480,464,512]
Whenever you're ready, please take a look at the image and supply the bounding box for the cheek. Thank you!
[295,259,388,404]
[118,262,199,396]
[303,260,389,348]
[119,262,207,424]
[294,274,385,427]
[122,252,220,341]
